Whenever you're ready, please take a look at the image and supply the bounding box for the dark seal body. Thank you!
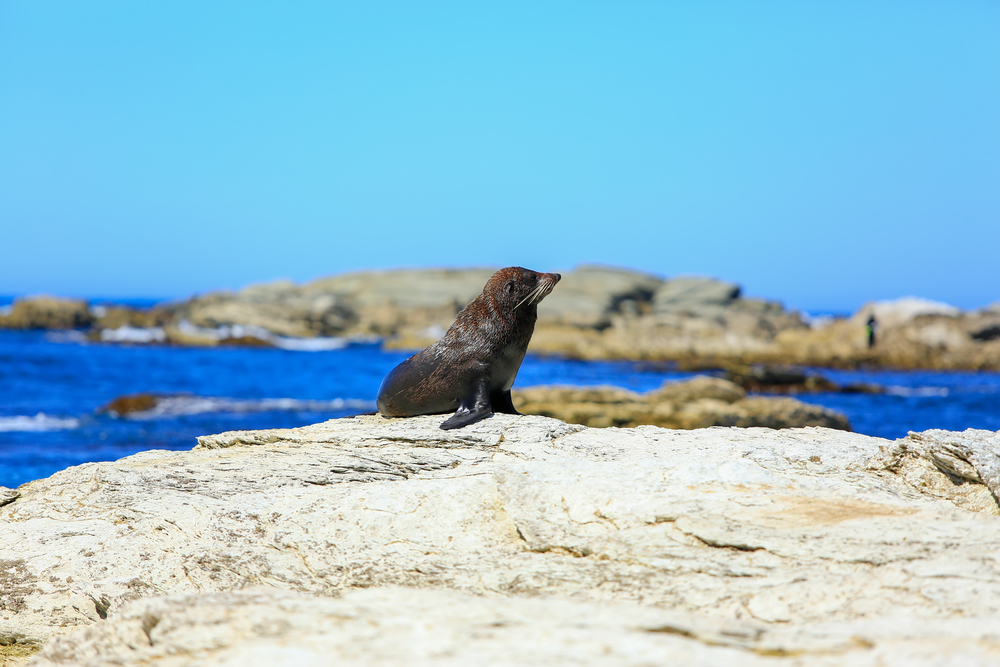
[377,267,561,429]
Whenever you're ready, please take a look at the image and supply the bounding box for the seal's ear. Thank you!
[505,281,516,294]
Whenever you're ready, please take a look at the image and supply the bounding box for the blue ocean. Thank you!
[2,327,999,489]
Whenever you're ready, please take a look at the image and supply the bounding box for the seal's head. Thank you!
[481,267,561,317]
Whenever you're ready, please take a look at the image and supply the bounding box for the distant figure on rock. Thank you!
[867,314,878,349]
[377,267,561,429]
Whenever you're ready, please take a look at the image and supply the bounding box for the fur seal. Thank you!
[377,267,561,429]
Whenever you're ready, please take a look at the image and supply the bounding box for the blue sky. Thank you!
[1,2,997,313]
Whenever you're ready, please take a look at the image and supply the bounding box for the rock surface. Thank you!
[3,415,1000,665]
[27,587,1000,667]
[514,376,852,430]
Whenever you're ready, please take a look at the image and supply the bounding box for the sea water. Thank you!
[1,330,999,488]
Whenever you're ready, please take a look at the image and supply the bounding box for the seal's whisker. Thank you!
[514,293,533,310]
[528,285,545,306]
[514,286,542,310]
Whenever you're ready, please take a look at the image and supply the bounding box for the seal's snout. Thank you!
[534,271,560,302]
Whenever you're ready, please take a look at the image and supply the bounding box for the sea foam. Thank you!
[176,320,348,351]
[0,413,80,432]
[121,396,374,419]
[101,326,167,344]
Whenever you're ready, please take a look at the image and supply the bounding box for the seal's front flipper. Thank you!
[491,390,520,415]
[440,375,491,430]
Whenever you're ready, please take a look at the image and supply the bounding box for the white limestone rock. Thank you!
[28,587,1000,667]
[2,415,999,665]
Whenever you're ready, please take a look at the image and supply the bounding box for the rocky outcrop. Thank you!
[514,376,852,430]
[536,264,663,327]
[723,365,882,394]
[3,415,1000,665]
[518,270,809,362]
[651,275,741,314]
[96,393,161,416]
[5,267,998,370]
[0,296,93,330]
[170,280,358,339]
[772,300,1000,370]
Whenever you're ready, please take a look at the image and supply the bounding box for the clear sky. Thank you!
[1,2,997,313]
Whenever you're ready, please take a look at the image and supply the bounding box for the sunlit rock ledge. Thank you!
[2,415,1000,665]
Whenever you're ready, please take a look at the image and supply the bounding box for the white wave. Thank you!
[176,319,225,340]
[219,324,276,341]
[176,321,277,343]
[272,336,347,351]
[123,396,374,419]
[101,326,167,344]
[885,386,950,398]
[176,320,348,352]
[0,413,80,432]
[46,330,90,344]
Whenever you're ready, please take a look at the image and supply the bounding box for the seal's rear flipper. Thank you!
[440,375,491,430]
[491,390,520,415]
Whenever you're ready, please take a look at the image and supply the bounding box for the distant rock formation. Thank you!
[0,296,93,330]
[3,266,999,370]
[4,415,1000,665]
[773,298,1000,370]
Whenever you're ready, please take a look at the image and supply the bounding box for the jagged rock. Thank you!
[308,268,498,342]
[3,415,1000,666]
[724,365,842,394]
[0,296,92,330]
[651,276,741,315]
[876,429,1000,511]
[97,393,161,416]
[0,487,19,507]
[515,376,851,430]
[174,285,357,338]
[536,264,663,327]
